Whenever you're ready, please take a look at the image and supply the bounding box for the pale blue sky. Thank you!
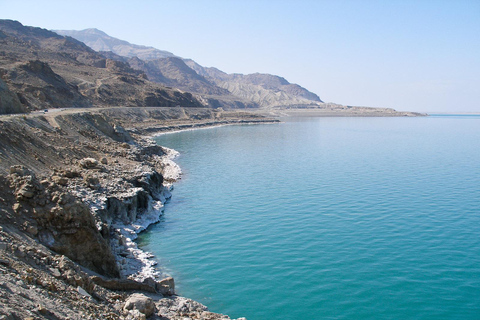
[2,0,479,113]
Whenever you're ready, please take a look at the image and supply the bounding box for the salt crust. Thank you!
[67,146,181,281]
[114,147,182,281]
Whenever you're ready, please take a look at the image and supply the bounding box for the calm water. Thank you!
[140,115,480,320]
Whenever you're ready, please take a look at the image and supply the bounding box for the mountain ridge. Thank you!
[0,20,204,113]
[54,28,177,60]
[0,20,423,116]
[55,28,324,109]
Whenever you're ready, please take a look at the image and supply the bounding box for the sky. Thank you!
[1,0,479,113]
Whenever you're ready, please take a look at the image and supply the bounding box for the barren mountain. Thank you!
[55,28,177,60]
[0,20,203,114]
[131,57,231,96]
[55,28,325,109]
[184,59,323,108]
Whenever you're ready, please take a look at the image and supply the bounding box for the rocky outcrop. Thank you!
[0,60,92,110]
[0,227,124,319]
[156,296,246,320]
[1,220,241,319]
[7,165,119,277]
[0,77,26,114]
[0,107,188,281]
[90,275,174,296]
[124,293,156,317]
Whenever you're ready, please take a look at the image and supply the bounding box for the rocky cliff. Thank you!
[0,106,273,319]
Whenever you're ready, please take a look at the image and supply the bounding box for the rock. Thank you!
[52,175,68,186]
[12,203,21,213]
[26,225,38,236]
[79,158,99,169]
[83,174,100,190]
[128,309,146,320]
[77,286,92,298]
[57,255,75,270]
[90,276,156,293]
[156,277,175,295]
[100,157,108,165]
[15,247,26,258]
[63,169,80,178]
[49,267,61,278]
[37,304,48,315]
[18,187,34,199]
[9,165,29,175]
[123,293,155,317]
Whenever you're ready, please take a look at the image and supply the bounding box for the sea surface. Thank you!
[140,115,480,320]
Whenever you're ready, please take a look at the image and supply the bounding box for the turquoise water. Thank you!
[140,115,480,319]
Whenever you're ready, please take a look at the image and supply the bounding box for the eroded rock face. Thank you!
[0,60,92,111]
[156,276,175,296]
[0,77,26,114]
[7,165,119,277]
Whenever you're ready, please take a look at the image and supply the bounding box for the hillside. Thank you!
[54,28,177,60]
[184,59,323,108]
[130,57,231,96]
[0,20,203,114]
[55,28,325,109]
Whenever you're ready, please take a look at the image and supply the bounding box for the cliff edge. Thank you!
[0,107,266,319]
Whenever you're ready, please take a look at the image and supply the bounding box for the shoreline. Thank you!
[142,119,281,137]
[132,120,279,278]
[110,147,181,282]
[151,119,281,137]
[257,108,428,117]
[0,106,428,319]
[0,107,266,319]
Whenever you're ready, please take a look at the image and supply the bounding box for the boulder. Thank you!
[79,158,99,169]
[123,293,155,317]
[156,277,175,295]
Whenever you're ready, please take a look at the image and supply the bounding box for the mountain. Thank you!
[55,28,324,109]
[0,20,203,114]
[130,57,231,96]
[1,21,419,115]
[184,59,323,108]
[54,28,177,60]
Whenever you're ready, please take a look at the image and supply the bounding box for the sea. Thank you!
[138,115,480,320]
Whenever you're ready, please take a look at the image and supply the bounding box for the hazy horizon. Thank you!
[2,0,479,113]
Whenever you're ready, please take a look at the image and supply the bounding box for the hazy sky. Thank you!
[2,0,479,113]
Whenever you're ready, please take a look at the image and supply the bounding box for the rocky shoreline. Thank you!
[0,105,424,319]
[0,107,269,319]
